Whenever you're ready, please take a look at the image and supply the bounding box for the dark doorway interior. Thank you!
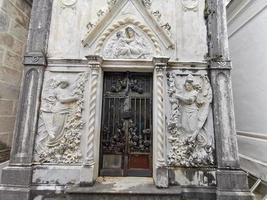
[100,72,153,177]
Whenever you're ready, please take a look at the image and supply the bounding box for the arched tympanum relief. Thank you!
[95,18,162,58]
[103,25,154,59]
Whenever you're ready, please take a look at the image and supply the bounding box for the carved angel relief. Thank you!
[167,73,214,167]
[34,73,88,164]
[103,26,153,59]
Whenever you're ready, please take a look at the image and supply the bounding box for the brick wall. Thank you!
[0,0,31,147]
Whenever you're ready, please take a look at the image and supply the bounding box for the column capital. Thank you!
[85,55,103,65]
[209,60,232,70]
[153,56,170,66]
[23,52,47,66]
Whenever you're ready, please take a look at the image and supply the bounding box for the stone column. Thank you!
[153,57,169,188]
[80,55,103,186]
[0,1,53,200]
[206,0,253,199]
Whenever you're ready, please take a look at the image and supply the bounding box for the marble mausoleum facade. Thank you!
[0,0,253,199]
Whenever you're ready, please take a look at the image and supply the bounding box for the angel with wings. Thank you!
[175,74,212,142]
[167,73,214,167]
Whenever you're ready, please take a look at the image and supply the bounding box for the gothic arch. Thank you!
[95,17,162,55]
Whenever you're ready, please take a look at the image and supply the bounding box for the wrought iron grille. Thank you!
[100,72,153,177]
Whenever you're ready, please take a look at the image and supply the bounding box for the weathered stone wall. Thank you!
[0,0,31,146]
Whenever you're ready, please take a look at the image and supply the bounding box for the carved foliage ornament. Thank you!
[107,0,117,7]
[181,0,199,12]
[142,0,152,9]
[35,73,88,164]
[167,73,214,167]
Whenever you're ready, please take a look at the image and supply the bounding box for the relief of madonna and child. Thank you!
[103,26,153,59]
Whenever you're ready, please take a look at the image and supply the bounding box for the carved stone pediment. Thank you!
[82,0,175,58]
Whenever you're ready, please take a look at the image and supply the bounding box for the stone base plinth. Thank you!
[0,187,30,200]
[217,191,254,200]
[216,170,253,200]
[1,166,32,186]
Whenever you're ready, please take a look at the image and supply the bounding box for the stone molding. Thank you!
[24,52,47,66]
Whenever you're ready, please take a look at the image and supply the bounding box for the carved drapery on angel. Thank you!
[167,73,214,167]
[34,73,88,164]
[103,26,153,59]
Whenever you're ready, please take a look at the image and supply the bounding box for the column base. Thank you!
[80,165,95,186]
[155,166,169,188]
[216,170,253,200]
[0,186,30,200]
[1,166,32,186]
[217,191,254,200]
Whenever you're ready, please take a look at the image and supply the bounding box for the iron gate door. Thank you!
[100,72,153,177]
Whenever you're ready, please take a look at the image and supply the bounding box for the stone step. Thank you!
[65,177,216,200]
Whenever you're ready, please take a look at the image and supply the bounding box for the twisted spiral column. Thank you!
[85,56,102,166]
[153,57,169,168]
[156,67,165,166]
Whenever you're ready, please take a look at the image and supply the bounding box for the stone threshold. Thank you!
[66,176,216,195]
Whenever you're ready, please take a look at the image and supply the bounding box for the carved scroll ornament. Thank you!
[167,73,214,167]
[34,73,88,164]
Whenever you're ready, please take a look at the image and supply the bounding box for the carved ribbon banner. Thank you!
[167,73,214,167]
[34,72,88,164]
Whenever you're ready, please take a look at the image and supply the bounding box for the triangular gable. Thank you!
[82,0,175,52]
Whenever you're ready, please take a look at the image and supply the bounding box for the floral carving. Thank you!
[142,0,152,9]
[152,10,162,21]
[34,73,88,164]
[161,23,171,31]
[167,73,214,167]
[107,0,117,7]
[151,10,172,35]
